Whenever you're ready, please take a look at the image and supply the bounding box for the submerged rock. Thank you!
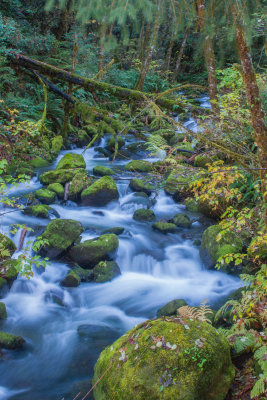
[69,234,119,268]
[61,270,81,287]
[0,302,7,319]
[93,317,234,400]
[125,160,153,173]
[93,261,121,283]
[35,189,56,205]
[152,222,177,234]
[0,332,25,349]
[102,227,125,235]
[93,166,115,176]
[56,153,86,170]
[133,208,156,222]
[173,213,192,228]
[81,176,119,206]
[156,299,187,317]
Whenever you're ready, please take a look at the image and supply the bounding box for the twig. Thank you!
[80,363,113,400]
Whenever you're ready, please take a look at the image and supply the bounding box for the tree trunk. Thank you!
[98,18,107,72]
[163,37,175,72]
[172,29,189,83]
[235,22,267,213]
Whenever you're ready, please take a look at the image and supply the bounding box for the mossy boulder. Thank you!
[93,166,115,176]
[200,225,243,270]
[0,234,16,261]
[81,176,119,206]
[173,213,192,229]
[35,189,56,205]
[185,198,199,213]
[56,153,86,170]
[23,204,52,218]
[0,277,7,291]
[39,168,84,185]
[61,270,81,287]
[194,154,214,168]
[93,261,121,283]
[125,160,153,173]
[69,234,119,269]
[38,219,84,259]
[93,317,234,400]
[47,183,64,199]
[0,260,18,281]
[165,167,198,200]
[129,179,154,195]
[0,332,25,349]
[69,171,91,201]
[102,227,124,235]
[77,130,91,147]
[0,302,7,319]
[51,136,63,155]
[73,265,93,282]
[29,157,49,169]
[106,136,125,152]
[176,142,194,156]
[133,209,156,222]
[152,222,177,234]
[156,299,187,317]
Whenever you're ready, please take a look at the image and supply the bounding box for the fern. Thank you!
[178,300,213,324]
[250,377,267,399]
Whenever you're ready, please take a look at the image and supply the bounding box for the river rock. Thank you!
[102,227,124,235]
[129,179,154,195]
[152,222,177,234]
[156,299,187,317]
[56,153,86,170]
[0,303,7,319]
[93,317,234,400]
[93,261,121,282]
[165,166,198,201]
[185,198,199,213]
[68,171,91,201]
[39,168,84,185]
[23,204,53,218]
[172,213,192,228]
[106,136,125,152]
[93,166,115,176]
[0,332,25,349]
[47,183,64,199]
[81,176,119,206]
[38,219,84,259]
[35,189,56,205]
[69,234,119,268]
[133,208,156,222]
[125,160,153,173]
[0,260,18,281]
[0,278,7,292]
[61,270,81,287]
[0,234,16,260]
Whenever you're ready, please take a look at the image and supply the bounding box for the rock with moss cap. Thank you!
[0,234,16,260]
[38,219,84,259]
[133,209,156,222]
[23,204,52,218]
[173,213,192,228]
[93,166,115,176]
[29,156,50,169]
[194,154,215,168]
[0,260,18,281]
[0,303,7,319]
[61,270,81,287]
[165,167,198,201]
[56,153,86,170]
[200,224,243,271]
[156,299,187,317]
[0,277,7,291]
[35,189,56,205]
[69,234,119,269]
[129,179,154,195]
[0,332,25,349]
[106,136,125,152]
[185,198,199,213]
[47,183,64,199]
[152,222,177,234]
[39,168,84,185]
[69,171,91,201]
[125,160,153,173]
[93,317,234,400]
[93,261,121,283]
[102,227,124,236]
[81,176,119,206]
[51,136,63,155]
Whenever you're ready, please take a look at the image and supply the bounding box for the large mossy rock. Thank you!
[61,270,81,287]
[47,183,64,199]
[93,317,234,400]
[125,160,153,173]
[23,204,52,218]
[0,260,18,281]
[152,222,177,234]
[56,153,86,170]
[69,171,91,201]
[38,219,84,259]
[93,261,121,282]
[51,136,63,155]
[156,299,187,317]
[129,179,154,195]
[200,225,243,270]
[40,168,84,185]
[0,332,25,349]
[81,176,119,206]
[35,189,56,205]
[29,156,50,169]
[173,213,192,228]
[69,234,119,268]
[165,167,198,200]
[0,234,16,260]
[133,208,156,222]
[93,166,115,176]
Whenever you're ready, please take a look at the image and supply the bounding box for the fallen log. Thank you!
[8,52,186,112]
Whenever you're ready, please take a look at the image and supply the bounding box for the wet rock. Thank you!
[125,160,153,173]
[73,265,93,282]
[93,261,121,283]
[81,176,119,207]
[93,318,234,400]
[56,153,86,170]
[93,166,115,176]
[0,278,7,292]
[172,213,192,228]
[61,270,81,287]
[152,222,177,234]
[129,179,154,195]
[102,227,124,235]
[156,299,187,317]
[94,147,111,158]
[69,171,91,201]
[69,234,119,269]
[193,239,201,246]
[23,204,52,218]
[0,234,16,260]
[47,183,64,199]
[77,324,120,343]
[133,209,156,222]
[106,136,125,152]
[0,302,7,319]
[35,189,56,205]
[40,168,84,185]
[38,219,84,259]
[165,166,198,200]
[0,332,25,349]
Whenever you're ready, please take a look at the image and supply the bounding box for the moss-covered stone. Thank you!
[0,234,16,261]
[106,136,125,152]
[29,157,50,169]
[129,179,154,195]
[156,299,187,317]
[93,317,234,400]
[38,219,84,259]
[78,130,91,147]
[93,261,121,283]
[61,270,81,287]
[0,277,7,291]
[169,133,185,146]
[93,166,115,176]
[47,183,64,199]
[185,198,199,213]
[133,209,156,222]
[69,234,119,269]
[200,225,243,270]
[176,142,194,156]
[165,166,198,200]
[0,260,18,281]
[39,168,84,185]
[102,227,124,235]
[15,166,33,177]
[194,154,214,168]
[81,176,119,206]
[51,136,63,155]
[0,332,25,349]
[35,189,56,205]
[152,222,177,234]
[23,204,52,218]
[125,160,153,173]
[68,171,91,200]
[73,265,93,282]
[173,213,192,228]
[56,153,86,170]
[0,302,7,319]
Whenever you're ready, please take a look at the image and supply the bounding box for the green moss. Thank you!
[56,153,86,170]
[61,270,81,287]
[102,227,124,235]
[93,166,115,176]
[39,168,84,185]
[29,157,50,169]
[0,302,7,319]
[165,167,198,200]
[51,136,63,155]
[194,154,214,168]
[73,265,93,282]
[111,119,125,132]
[169,133,185,146]
[99,121,115,135]
[69,234,119,268]
[133,209,156,222]
[152,222,177,234]
[106,136,125,152]
[93,261,121,283]
[125,160,153,173]
[0,332,25,349]
[15,166,33,177]
[84,125,98,137]
[129,179,154,195]
[0,233,16,260]
[35,189,56,205]
[47,183,64,198]
[23,204,51,218]
[176,142,194,156]
[81,176,119,206]
[152,129,175,142]
[1,260,18,281]
[156,299,187,317]
[173,213,192,228]
[185,198,199,213]
[69,171,91,200]
[77,130,91,147]
[0,277,7,291]
[93,318,234,400]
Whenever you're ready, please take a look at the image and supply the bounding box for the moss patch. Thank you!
[152,222,177,234]
[51,136,63,155]
[185,198,199,213]
[133,209,156,222]
[39,168,84,185]
[0,234,16,261]
[69,171,91,200]
[23,204,51,218]
[47,183,64,198]
[93,261,121,283]
[173,213,192,228]
[35,189,56,205]
[125,160,153,173]
[0,332,25,349]
[0,302,7,319]
[106,136,125,152]
[29,156,50,168]
[81,176,119,206]
[93,166,115,176]
[129,179,154,195]
[56,153,86,170]
[61,270,81,287]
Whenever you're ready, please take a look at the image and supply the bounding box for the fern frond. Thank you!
[250,376,267,398]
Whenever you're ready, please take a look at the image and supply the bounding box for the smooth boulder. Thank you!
[152,222,177,234]
[93,261,121,282]
[0,332,25,349]
[56,153,86,170]
[133,208,156,222]
[81,176,119,206]
[173,213,192,228]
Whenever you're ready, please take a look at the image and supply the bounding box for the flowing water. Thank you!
[0,100,239,399]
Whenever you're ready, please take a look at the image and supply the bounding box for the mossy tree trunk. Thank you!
[172,29,189,83]
[99,17,107,72]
